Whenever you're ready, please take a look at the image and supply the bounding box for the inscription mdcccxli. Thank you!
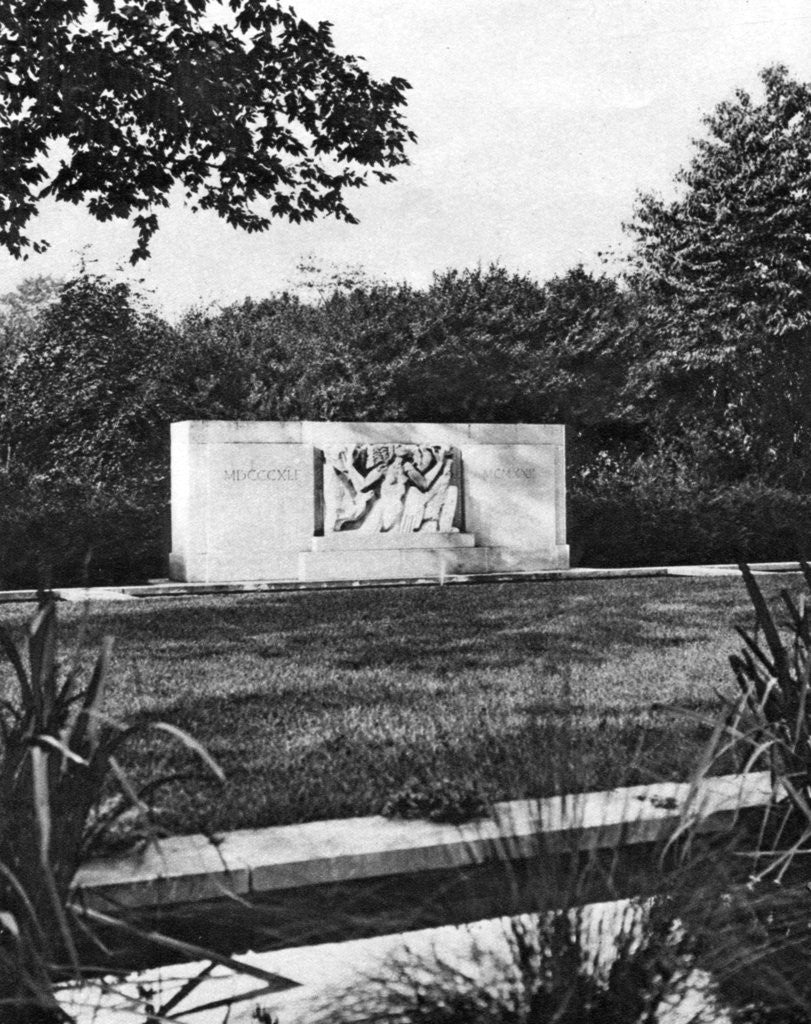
[481,467,536,481]
[224,467,300,482]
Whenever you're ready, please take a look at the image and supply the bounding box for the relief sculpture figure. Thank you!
[398,445,451,532]
[421,459,457,532]
[322,445,375,532]
[322,443,458,534]
[361,446,410,532]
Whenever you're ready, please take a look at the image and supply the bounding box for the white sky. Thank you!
[2,0,811,319]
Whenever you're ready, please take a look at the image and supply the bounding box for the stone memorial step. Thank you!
[310,531,476,551]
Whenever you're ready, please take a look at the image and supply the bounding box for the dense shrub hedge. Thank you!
[8,472,810,588]
[0,474,166,589]
[570,479,811,568]
[3,270,811,584]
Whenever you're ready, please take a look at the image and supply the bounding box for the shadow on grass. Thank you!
[1,576,771,837]
[112,685,740,835]
[34,579,724,665]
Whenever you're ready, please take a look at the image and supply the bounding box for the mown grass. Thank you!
[0,575,791,836]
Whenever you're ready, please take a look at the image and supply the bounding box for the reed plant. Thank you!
[289,564,811,1024]
[672,561,811,885]
[729,562,811,816]
[0,595,296,1022]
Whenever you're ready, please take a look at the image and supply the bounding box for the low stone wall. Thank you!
[73,773,771,912]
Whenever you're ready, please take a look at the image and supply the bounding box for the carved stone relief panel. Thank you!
[321,443,461,534]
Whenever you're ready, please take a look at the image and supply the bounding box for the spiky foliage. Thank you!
[729,563,811,827]
[0,595,228,1021]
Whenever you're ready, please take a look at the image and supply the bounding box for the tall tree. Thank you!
[1,274,183,585]
[627,65,811,483]
[0,0,415,262]
[0,276,62,363]
[0,276,62,470]
[5,274,180,485]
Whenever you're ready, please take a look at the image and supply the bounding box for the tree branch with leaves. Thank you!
[0,0,415,262]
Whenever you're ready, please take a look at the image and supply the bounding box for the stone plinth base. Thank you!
[169,551,300,583]
[298,545,570,583]
[311,532,475,552]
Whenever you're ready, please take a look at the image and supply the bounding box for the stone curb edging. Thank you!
[71,773,773,913]
[0,563,803,604]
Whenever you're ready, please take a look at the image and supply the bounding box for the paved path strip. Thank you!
[0,562,803,604]
[58,900,722,1024]
[72,772,773,912]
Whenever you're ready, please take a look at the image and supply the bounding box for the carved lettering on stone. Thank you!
[322,444,459,534]
[223,467,301,482]
[481,467,536,482]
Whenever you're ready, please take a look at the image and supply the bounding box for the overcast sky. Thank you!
[2,0,811,319]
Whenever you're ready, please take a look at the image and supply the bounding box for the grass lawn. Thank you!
[0,575,793,836]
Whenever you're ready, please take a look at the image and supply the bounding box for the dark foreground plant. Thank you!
[382,776,490,825]
[286,809,758,1024]
[311,900,701,1024]
[293,785,809,1023]
[266,564,811,1024]
[637,560,811,1020]
[729,562,811,807]
[0,596,297,1022]
[657,561,811,1022]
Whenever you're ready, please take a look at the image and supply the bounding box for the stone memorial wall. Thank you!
[169,422,568,583]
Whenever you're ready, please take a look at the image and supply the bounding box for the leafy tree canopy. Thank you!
[168,263,634,427]
[0,0,415,262]
[626,65,811,482]
[0,274,62,364]
[5,274,182,484]
[630,65,811,326]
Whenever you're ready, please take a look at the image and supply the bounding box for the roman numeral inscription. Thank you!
[481,467,536,481]
[223,467,301,482]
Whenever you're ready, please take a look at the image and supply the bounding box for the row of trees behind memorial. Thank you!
[3,65,811,585]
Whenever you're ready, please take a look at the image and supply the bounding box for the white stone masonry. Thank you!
[169,422,568,583]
